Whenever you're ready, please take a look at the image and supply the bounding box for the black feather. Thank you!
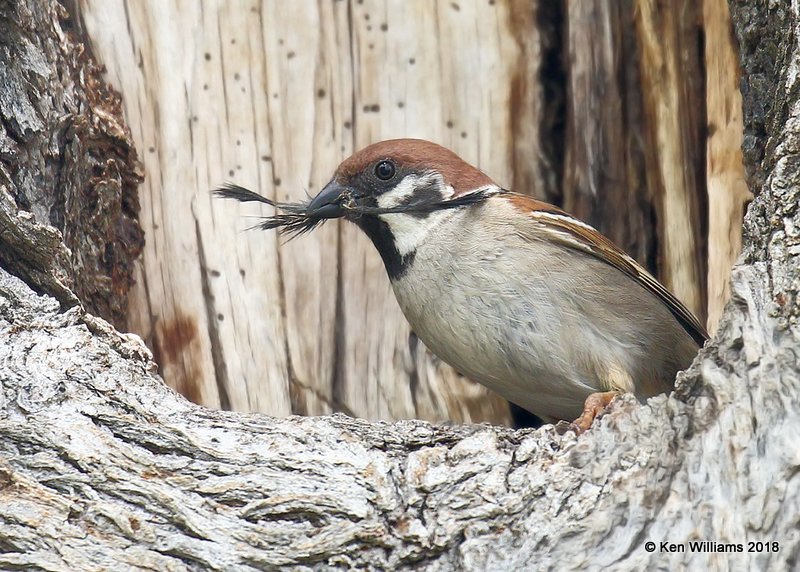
[213,183,494,240]
[214,184,323,239]
[213,183,309,213]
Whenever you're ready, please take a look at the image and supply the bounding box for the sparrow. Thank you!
[216,139,707,432]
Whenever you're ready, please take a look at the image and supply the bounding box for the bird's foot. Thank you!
[555,391,620,435]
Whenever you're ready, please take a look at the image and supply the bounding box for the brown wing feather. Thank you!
[505,192,708,346]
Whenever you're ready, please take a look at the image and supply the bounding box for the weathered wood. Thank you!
[562,0,716,331]
[563,0,656,266]
[703,0,751,333]
[0,196,796,569]
[0,0,798,568]
[0,0,143,327]
[76,0,730,425]
[634,0,707,323]
[79,0,568,424]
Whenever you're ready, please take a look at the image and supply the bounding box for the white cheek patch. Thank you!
[380,210,454,257]
[377,180,499,257]
[375,173,453,257]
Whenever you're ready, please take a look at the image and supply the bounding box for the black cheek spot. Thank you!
[397,179,446,219]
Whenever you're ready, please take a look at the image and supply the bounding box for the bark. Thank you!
[1,0,798,569]
[0,0,143,328]
[0,235,797,570]
[1,251,797,571]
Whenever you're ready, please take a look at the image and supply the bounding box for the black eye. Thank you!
[374,160,396,181]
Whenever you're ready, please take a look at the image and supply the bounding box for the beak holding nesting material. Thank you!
[305,180,350,219]
[212,183,339,238]
[214,138,707,433]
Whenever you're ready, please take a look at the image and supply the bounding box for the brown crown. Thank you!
[335,139,496,196]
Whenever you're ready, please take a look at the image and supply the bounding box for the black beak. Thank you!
[307,180,348,219]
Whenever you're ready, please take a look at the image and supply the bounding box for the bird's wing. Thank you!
[502,191,709,346]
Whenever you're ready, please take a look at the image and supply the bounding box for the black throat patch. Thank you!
[352,215,415,281]
[347,183,497,281]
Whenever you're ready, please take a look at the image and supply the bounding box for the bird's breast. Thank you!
[388,208,597,418]
[385,201,698,420]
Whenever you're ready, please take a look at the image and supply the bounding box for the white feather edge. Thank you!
[529,211,639,266]
[527,209,707,341]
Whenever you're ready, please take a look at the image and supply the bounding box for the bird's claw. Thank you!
[556,391,620,435]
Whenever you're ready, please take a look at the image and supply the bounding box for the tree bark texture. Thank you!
[0,0,143,328]
[0,0,798,569]
[0,258,797,570]
[72,0,746,425]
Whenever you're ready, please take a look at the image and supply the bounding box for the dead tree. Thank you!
[74,0,745,426]
[0,0,797,570]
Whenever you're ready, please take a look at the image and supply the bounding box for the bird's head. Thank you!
[306,139,499,277]
[215,139,500,279]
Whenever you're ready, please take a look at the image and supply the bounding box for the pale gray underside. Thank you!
[391,197,699,420]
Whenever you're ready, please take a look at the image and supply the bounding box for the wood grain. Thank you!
[562,0,710,326]
[77,0,743,424]
[703,0,751,333]
[78,0,540,424]
[563,0,657,268]
[3,1,798,566]
[634,0,707,322]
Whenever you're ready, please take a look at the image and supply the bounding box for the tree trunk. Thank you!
[703,0,752,332]
[0,0,143,327]
[2,0,796,569]
[72,0,741,426]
